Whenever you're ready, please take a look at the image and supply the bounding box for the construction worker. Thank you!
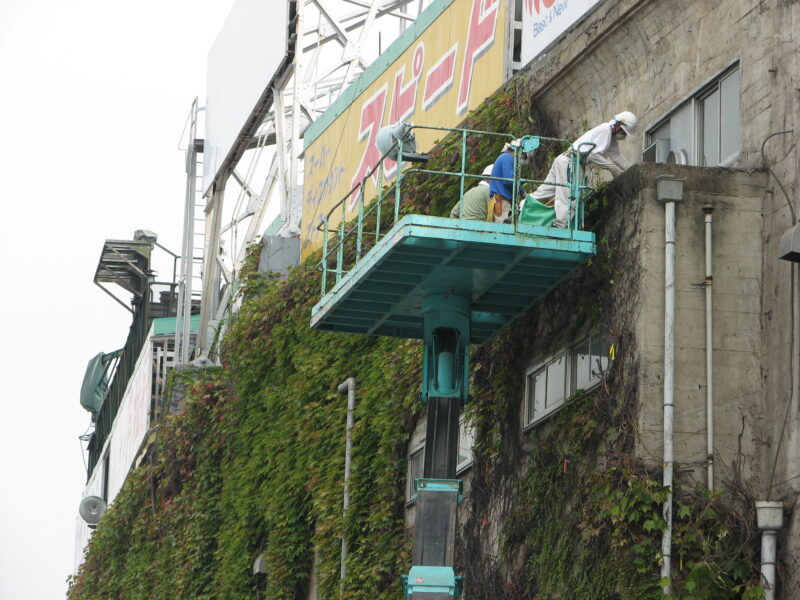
[449,164,495,221]
[489,140,529,223]
[525,111,638,228]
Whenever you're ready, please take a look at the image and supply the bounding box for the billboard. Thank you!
[204,0,289,194]
[107,339,153,501]
[520,0,602,65]
[300,0,507,257]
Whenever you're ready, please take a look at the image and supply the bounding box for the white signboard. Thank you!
[520,0,602,65]
[73,336,153,572]
[73,474,104,573]
[203,0,289,193]
[107,340,153,501]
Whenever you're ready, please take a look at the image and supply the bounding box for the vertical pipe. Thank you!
[337,377,356,588]
[703,205,715,490]
[288,0,304,233]
[761,531,777,600]
[656,175,682,595]
[756,500,783,600]
[661,199,676,595]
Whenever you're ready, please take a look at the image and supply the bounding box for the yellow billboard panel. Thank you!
[301,0,507,257]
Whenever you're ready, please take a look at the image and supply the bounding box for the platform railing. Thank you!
[317,125,595,296]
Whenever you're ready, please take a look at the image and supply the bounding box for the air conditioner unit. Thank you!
[642,139,671,163]
[667,149,689,165]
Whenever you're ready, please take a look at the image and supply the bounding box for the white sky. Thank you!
[0,1,235,598]
[0,2,425,597]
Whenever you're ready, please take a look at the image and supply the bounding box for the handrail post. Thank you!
[458,130,467,219]
[571,151,579,233]
[512,146,520,227]
[337,198,346,283]
[394,138,403,222]
[357,184,364,260]
[376,162,384,243]
[322,217,329,294]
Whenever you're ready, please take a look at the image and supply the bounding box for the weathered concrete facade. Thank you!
[514,0,799,594]
[402,1,798,593]
[632,165,766,486]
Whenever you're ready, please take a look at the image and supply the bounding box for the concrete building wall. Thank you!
[514,1,799,592]
[631,166,766,489]
[404,0,799,588]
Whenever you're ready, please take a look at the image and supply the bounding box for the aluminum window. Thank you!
[406,444,425,502]
[456,415,475,474]
[524,331,611,428]
[645,65,740,167]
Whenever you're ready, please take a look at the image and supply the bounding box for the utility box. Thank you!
[779,223,800,263]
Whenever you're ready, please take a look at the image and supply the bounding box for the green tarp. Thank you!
[519,196,556,227]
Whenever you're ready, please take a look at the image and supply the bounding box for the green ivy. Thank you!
[68,79,763,600]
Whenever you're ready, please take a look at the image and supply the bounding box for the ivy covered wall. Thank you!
[68,77,765,600]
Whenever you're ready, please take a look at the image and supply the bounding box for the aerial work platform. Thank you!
[310,216,595,343]
[310,125,597,344]
[309,125,597,600]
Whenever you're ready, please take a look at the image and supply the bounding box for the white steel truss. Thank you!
[176,0,429,364]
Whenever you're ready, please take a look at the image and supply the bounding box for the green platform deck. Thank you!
[311,215,595,344]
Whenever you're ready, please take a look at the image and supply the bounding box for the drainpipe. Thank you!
[656,175,684,596]
[337,377,356,587]
[703,204,715,490]
[755,500,783,600]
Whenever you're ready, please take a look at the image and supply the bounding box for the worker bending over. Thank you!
[449,164,495,221]
[490,140,529,223]
[526,111,638,228]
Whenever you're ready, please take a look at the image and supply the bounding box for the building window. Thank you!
[644,65,740,167]
[456,415,475,474]
[524,331,611,428]
[406,444,425,502]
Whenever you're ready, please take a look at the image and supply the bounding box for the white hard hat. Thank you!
[482,164,494,176]
[502,138,522,152]
[614,111,638,135]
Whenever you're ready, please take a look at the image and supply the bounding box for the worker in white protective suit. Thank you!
[525,111,638,228]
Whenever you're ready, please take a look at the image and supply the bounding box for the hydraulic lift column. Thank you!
[404,294,469,600]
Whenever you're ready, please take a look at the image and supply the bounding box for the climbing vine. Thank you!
[68,77,763,600]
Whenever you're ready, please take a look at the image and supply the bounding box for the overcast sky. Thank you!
[0,2,235,597]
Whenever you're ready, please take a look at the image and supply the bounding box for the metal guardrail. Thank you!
[87,296,151,479]
[316,125,595,295]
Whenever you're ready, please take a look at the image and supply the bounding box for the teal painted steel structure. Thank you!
[311,214,595,343]
[309,125,596,599]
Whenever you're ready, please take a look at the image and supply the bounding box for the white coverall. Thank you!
[529,121,633,225]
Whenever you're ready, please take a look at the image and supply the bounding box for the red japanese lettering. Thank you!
[350,84,388,207]
[457,0,499,115]
[422,44,458,111]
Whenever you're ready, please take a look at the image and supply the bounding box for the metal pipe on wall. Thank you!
[703,205,715,490]
[755,500,784,600]
[656,175,684,595]
[337,377,357,587]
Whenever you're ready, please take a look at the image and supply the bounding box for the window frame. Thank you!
[523,331,610,430]
[456,414,475,475]
[406,443,425,503]
[644,62,741,168]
